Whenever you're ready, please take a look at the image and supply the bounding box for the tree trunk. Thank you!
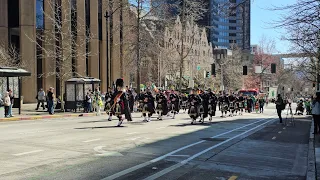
[136,0,141,93]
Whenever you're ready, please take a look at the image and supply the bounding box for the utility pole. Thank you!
[178,0,186,91]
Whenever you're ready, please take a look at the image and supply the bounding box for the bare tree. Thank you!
[28,0,93,110]
[0,42,25,68]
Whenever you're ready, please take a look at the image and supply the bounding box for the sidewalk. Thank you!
[0,103,107,122]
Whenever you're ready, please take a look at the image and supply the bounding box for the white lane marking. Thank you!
[283,127,286,130]
[102,117,273,180]
[272,136,277,140]
[126,137,142,141]
[126,132,139,135]
[143,119,275,180]
[83,138,101,143]
[168,155,190,157]
[94,146,123,157]
[156,127,166,130]
[13,150,44,156]
[278,131,282,134]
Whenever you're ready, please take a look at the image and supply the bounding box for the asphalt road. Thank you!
[0,104,311,180]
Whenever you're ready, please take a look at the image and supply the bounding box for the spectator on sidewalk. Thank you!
[275,94,285,123]
[312,92,320,134]
[8,89,14,117]
[36,88,46,110]
[47,87,55,115]
[3,92,10,118]
[85,92,92,113]
[258,97,265,113]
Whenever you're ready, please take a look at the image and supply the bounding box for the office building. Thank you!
[0,0,128,102]
[209,0,250,50]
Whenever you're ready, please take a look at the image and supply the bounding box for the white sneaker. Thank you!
[108,116,112,121]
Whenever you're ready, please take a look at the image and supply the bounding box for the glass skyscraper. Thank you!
[208,0,250,50]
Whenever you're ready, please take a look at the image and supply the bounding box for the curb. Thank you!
[0,112,107,122]
[307,118,316,180]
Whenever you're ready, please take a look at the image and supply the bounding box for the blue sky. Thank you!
[251,0,294,53]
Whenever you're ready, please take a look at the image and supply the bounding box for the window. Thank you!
[229,20,236,23]
[36,0,44,29]
[229,26,236,30]
[229,33,236,37]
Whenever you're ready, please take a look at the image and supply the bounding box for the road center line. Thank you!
[102,117,273,180]
[156,127,166,130]
[278,131,282,134]
[143,119,275,180]
[272,136,277,140]
[13,150,44,156]
[83,138,101,143]
[168,155,190,157]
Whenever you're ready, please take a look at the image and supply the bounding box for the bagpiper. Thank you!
[142,88,155,122]
[207,89,217,121]
[155,90,168,120]
[169,90,179,119]
[109,78,132,126]
[188,89,202,124]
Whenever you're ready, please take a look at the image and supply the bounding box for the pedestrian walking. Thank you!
[47,87,55,115]
[8,89,14,117]
[275,94,285,123]
[312,92,320,134]
[3,92,11,118]
[36,88,46,110]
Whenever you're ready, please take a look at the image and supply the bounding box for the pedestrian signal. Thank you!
[206,71,211,78]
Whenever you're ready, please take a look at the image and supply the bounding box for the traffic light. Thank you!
[206,71,211,78]
[211,64,216,76]
[271,63,276,73]
[243,66,248,75]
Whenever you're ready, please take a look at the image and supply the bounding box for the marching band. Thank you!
[106,78,262,126]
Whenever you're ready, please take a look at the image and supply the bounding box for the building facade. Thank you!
[0,0,129,102]
[162,16,214,88]
[209,0,250,50]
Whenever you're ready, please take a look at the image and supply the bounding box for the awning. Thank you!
[0,67,31,77]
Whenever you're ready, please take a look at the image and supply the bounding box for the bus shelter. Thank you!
[64,77,101,112]
[0,67,31,115]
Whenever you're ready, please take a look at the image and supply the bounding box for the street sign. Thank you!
[197,66,201,71]
[255,66,262,74]
[188,79,194,88]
